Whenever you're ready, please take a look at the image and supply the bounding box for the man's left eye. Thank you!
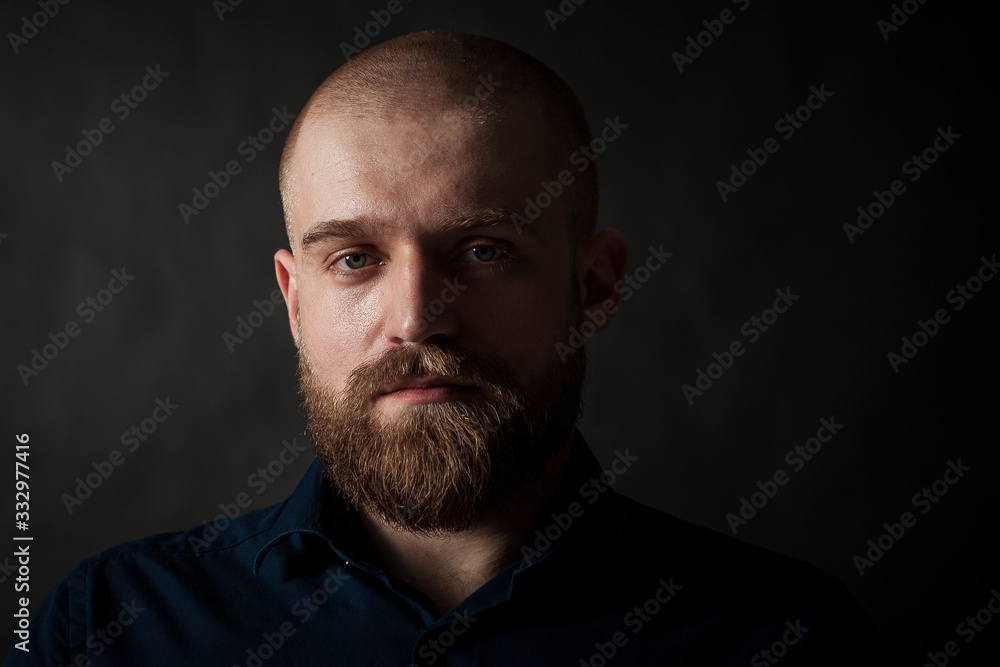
[463,245,504,262]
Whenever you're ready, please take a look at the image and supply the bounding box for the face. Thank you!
[275,96,592,532]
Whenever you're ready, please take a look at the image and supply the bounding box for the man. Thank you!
[7,30,895,665]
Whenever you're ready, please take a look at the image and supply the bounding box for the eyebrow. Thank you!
[300,207,539,251]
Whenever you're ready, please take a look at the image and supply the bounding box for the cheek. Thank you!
[461,269,576,370]
[297,282,383,390]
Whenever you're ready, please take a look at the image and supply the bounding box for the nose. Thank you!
[381,250,461,345]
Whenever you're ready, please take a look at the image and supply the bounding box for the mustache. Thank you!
[339,344,516,404]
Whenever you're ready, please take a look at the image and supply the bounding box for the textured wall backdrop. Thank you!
[1,0,995,663]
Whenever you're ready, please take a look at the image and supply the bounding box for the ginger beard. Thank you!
[298,328,587,534]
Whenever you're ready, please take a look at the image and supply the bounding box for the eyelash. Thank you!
[325,243,515,276]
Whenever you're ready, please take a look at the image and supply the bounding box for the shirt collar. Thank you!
[252,428,637,574]
[252,453,364,574]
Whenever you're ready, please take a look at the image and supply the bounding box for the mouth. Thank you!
[377,375,480,404]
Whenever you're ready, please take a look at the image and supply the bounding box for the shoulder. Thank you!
[612,493,846,596]
[72,493,284,575]
[5,497,295,666]
[62,456,332,578]
[618,494,820,566]
[601,493,898,665]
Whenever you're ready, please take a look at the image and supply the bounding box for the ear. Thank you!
[576,228,629,333]
[274,249,300,346]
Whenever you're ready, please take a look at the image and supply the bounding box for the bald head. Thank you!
[278,30,597,253]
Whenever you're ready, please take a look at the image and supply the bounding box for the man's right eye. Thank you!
[331,252,372,271]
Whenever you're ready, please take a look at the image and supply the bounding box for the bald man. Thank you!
[8,31,896,666]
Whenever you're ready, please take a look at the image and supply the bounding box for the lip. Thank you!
[380,375,476,396]
[379,375,479,397]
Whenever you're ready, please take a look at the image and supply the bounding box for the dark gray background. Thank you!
[2,0,995,663]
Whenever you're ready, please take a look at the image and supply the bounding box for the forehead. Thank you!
[289,103,566,241]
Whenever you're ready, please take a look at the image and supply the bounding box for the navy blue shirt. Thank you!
[6,430,895,665]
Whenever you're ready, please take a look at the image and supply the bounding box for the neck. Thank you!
[358,431,574,615]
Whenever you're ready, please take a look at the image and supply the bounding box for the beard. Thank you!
[298,333,587,534]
